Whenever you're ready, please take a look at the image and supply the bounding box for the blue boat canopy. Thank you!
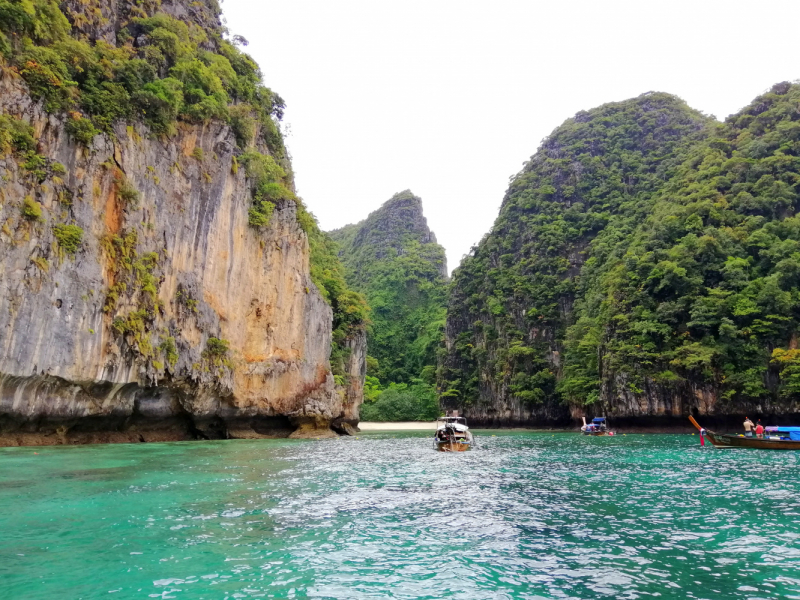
[774,427,800,441]
[764,426,800,440]
[592,417,606,423]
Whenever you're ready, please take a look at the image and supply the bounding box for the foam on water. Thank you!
[1,432,799,599]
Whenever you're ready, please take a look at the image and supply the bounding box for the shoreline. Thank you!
[0,423,709,447]
[358,422,438,431]
[357,422,698,434]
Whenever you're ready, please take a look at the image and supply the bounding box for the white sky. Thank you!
[222,0,800,274]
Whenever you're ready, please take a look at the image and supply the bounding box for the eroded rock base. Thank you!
[0,414,348,447]
[288,417,340,439]
[0,373,349,446]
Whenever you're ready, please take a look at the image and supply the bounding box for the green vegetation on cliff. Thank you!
[359,379,439,422]
[442,83,800,421]
[0,0,366,386]
[0,0,284,147]
[306,219,369,380]
[563,82,800,408]
[440,92,712,420]
[0,0,300,239]
[330,191,448,420]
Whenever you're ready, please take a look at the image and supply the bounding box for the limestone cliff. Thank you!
[330,191,448,285]
[439,94,711,427]
[337,329,367,432]
[441,86,800,428]
[0,1,365,445]
[329,190,447,397]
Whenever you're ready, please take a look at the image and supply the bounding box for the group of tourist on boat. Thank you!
[742,416,800,441]
[690,415,800,449]
[738,417,800,441]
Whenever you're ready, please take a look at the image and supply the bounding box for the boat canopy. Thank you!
[437,423,469,433]
[438,416,467,425]
[765,426,800,440]
[778,427,800,441]
[592,417,606,423]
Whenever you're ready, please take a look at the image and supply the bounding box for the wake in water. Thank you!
[1,432,798,599]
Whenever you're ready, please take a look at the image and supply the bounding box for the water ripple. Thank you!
[1,433,800,598]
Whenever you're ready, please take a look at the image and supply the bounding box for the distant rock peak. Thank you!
[328,191,449,385]
[330,190,447,277]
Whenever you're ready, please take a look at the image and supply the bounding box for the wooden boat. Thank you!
[689,416,800,450]
[581,416,616,436]
[434,416,473,452]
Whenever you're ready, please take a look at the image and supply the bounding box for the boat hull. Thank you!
[689,416,800,450]
[704,430,800,450]
[436,441,470,452]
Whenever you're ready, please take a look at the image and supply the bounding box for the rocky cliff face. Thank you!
[439,93,712,426]
[338,329,367,431]
[61,0,222,44]
[0,77,352,445]
[330,191,447,283]
[329,191,448,386]
[442,86,800,428]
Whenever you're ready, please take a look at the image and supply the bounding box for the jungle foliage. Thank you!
[0,0,285,150]
[563,82,800,407]
[359,378,440,422]
[442,83,800,416]
[330,190,448,420]
[305,219,369,379]
[439,92,712,411]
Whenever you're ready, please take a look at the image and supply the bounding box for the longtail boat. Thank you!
[581,416,616,436]
[434,416,473,452]
[689,415,800,450]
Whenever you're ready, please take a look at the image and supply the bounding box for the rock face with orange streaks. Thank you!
[0,78,351,446]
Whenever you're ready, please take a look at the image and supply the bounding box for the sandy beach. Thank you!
[358,422,438,431]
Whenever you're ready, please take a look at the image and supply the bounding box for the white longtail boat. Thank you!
[434,416,474,452]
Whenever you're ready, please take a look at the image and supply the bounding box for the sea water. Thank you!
[1,432,799,599]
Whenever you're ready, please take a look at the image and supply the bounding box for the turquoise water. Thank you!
[1,432,799,599]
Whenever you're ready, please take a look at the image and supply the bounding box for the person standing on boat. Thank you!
[743,417,755,438]
[755,421,764,439]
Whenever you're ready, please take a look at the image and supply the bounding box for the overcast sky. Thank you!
[222,0,800,274]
